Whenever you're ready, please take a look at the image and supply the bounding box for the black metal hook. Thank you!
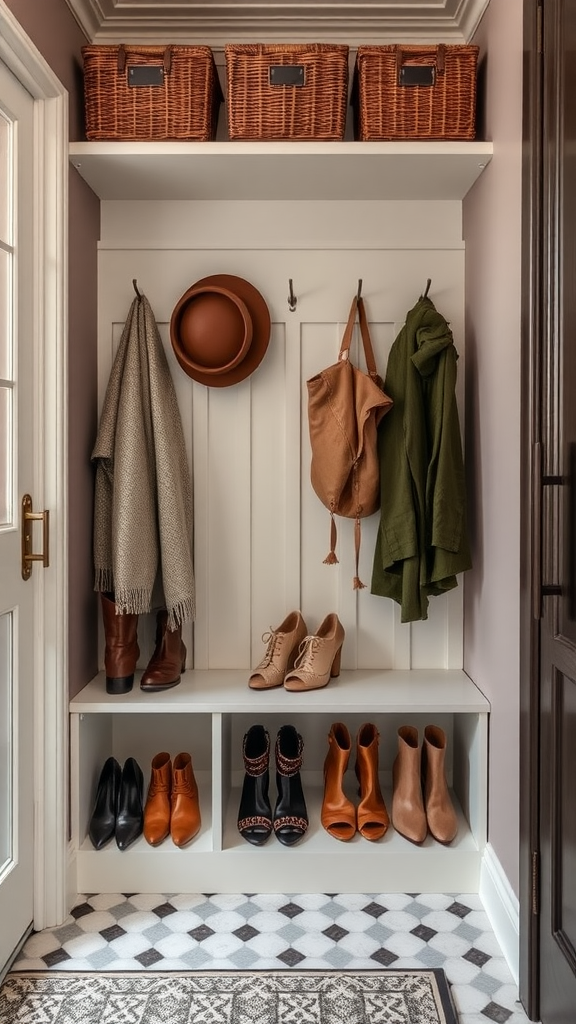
[288,279,297,312]
[357,279,363,301]
[133,278,143,301]
[422,278,432,299]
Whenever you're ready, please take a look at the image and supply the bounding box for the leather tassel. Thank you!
[353,515,366,589]
[323,512,339,565]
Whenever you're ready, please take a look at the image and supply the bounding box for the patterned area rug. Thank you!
[0,969,457,1023]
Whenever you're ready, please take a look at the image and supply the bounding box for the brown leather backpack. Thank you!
[306,294,393,588]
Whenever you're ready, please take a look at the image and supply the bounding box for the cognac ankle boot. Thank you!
[355,722,389,841]
[143,752,172,846]
[422,725,458,844]
[140,610,186,693]
[101,593,139,695]
[321,722,356,841]
[170,752,201,847]
[391,725,427,845]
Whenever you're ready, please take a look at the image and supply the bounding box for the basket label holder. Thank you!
[128,66,165,87]
[399,65,436,87]
[269,65,305,87]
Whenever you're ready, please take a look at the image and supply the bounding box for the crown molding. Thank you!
[64,0,490,44]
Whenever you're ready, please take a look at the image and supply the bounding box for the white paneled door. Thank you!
[0,59,36,969]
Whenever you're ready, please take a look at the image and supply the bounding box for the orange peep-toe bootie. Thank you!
[321,722,356,841]
[355,722,389,841]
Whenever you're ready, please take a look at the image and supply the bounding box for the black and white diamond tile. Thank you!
[11,893,532,1024]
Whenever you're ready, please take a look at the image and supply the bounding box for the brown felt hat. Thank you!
[170,274,271,387]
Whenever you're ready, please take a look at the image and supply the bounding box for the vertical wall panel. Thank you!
[97,229,467,674]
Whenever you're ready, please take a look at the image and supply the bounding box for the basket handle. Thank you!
[117,44,173,74]
[395,43,446,77]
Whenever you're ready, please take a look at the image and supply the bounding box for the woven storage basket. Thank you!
[353,44,479,141]
[225,44,349,141]
[82,44,222,141]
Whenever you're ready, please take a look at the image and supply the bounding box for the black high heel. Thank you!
[89,756,121,850]
[116,757,144,851]
[273,725,308,846]
[237,725,272,846]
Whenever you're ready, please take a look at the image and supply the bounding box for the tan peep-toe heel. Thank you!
[248,611,308,689]
[284,613,345,692]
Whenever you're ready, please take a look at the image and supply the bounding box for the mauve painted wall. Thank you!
[5,0,101,697]
[463,0,523,895]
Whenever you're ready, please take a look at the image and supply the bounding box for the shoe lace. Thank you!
[293,635,320,671]
[256,629,283,669]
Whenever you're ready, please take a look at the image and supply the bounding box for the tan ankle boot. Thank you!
[101,592,139,695]
[248,611,308,689]
[143,752,172,846]
[422,725,458,844]
[140,610,186,692]
[170,752,201,847]
[321,722,356,841]
[355,723,389,841]
[391,725,427,845]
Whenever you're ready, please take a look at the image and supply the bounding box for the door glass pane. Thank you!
[0,387,11,526]
[0,114,9,244]
[0,611,13,875]
[0,246,11,380]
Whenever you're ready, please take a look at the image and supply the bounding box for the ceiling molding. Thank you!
[64,0,490,44]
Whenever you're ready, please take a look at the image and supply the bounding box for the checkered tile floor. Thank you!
[11,893,531,1024]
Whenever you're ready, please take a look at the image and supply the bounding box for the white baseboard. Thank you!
[479,843,520,986]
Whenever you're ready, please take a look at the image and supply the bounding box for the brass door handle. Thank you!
[21,494,49,580]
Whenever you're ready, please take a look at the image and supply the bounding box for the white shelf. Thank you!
[75,785,481,894]
[69,140,493,202]
[70,668,490,715]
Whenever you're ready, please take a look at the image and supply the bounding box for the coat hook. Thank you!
[288,279,297,312]
[133,278,143,300]
[422,278,432,299]
[357,279,363,301]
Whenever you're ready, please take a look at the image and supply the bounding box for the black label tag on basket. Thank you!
[128,65,165,87]
[269,65,305,87]
[399,65,435,87]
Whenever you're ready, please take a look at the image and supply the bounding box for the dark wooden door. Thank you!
[537,1,576,1020]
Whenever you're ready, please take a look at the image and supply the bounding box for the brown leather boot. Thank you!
[143,752,172,846]
[355,722,389,841]
[100,592,139,695]
[170,752,201,847]
[320,722,356,841]
[422,725,458,844]
[391,725,427,845]
[140,610,186,692]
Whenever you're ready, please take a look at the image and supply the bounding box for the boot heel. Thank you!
[330,645,342,678]
[106,674,134,695]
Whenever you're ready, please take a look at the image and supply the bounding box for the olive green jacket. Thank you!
[370,296,471,622]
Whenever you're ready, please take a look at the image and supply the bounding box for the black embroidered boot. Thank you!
[237,724,272,846]
[273,724,308,846]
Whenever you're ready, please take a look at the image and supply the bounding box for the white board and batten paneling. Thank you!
[70,195,489,894]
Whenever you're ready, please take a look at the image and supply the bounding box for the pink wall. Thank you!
[5,0,101,696]
[463,0,523,894]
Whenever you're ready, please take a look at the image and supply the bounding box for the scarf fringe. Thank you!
[166,598,196,631]
[94,568,114,594]
[113,586,153,617]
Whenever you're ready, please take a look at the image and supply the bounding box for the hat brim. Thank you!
[170,274,271,387]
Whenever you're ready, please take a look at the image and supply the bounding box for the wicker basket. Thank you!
[82,44,223,141]
[353,44,479,141]
[225,44,349,141]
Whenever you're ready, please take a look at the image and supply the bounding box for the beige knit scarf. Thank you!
[92,294,195,628]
